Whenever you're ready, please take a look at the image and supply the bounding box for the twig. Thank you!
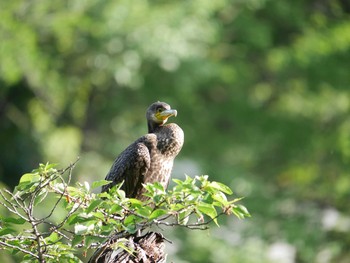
[37,173,70,224]
[58,157,80,176]
[0,190,28,221]
[0,240,39,259]
[7,189,28,213]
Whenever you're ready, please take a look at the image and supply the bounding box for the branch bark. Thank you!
[89,232,166,263]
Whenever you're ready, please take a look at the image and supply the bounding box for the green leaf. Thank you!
[109,204,123,214]
[153,182,165,191]
[232,204,250,219]
[143,183,154,194]
[0,228,15,236]
[19,173,38,184]
[71,235,85,248]
[16,173,41,191]
[3,217,26,225]
[123,214,143,232]
[43,162,58,171]
[67,214,94,225]
[98,192,110,199]
[46,232,61,243]
[153,194,165,204]
[228,197,243,204]
[92,211,105,220]
[135,206,151,218]
[123,215,138,233]
[116,189,126,199]
[128,198,143,206]
[209,181,233,195]
[123,214,137,226]
[237,205,250,217]
[238,205,250,215]
[197,175,209,181]
[172,178,183,185]
[202,193,214,204]
[197,202,218,221]
[212,191,228,205]
[86,199,103,214]
[149,209,167,220]
[91,180,111,189]
[67,214,77,225]
[171,203,185,211]
[66,186,82,196]
[22,258,34,263]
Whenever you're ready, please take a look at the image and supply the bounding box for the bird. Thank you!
[102,101,184,200]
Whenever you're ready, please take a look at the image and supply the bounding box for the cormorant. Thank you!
[102,101,184,200]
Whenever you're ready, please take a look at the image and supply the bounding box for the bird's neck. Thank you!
[148,122,163,133]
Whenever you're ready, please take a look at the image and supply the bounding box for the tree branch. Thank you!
[0,240,39,260]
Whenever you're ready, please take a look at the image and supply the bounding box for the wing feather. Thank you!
[102,142,151,197]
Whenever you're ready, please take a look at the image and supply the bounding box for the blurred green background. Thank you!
[1,0,350,262]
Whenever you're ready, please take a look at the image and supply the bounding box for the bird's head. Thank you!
[146,101,178,132]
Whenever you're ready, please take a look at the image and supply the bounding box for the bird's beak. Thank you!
[156,109,178,121]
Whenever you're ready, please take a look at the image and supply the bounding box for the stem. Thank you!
[0,240,40,259]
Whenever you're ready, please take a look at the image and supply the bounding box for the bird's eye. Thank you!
[157,107,163,113]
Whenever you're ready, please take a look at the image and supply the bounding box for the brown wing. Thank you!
[102,142,151,198]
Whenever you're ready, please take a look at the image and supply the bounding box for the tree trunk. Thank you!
[89,232,166,263]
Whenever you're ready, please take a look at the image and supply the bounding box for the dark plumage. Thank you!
[102,101,184,200]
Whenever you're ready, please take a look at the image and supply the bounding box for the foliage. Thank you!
[0,162,249,262]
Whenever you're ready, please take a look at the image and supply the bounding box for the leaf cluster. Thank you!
[0,162,249,262]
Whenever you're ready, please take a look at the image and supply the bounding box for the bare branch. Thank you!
[0,240,39,259]
[0,190,28,221]
[4,189,29,214]
[58,157,80,176]
[37,173,69,224]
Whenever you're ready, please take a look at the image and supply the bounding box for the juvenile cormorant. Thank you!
[102,101,184,200]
